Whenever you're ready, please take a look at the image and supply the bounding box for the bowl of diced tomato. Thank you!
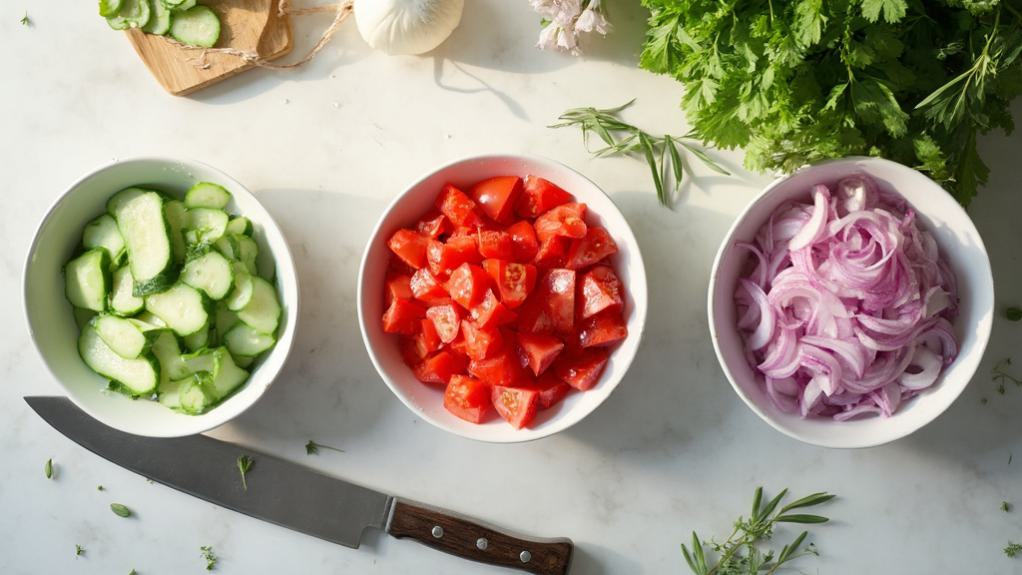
[357,155,648,442]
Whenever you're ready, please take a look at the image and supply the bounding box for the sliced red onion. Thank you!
[734,174,959,421]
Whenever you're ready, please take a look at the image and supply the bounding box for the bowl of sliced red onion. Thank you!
[709,157,993,448]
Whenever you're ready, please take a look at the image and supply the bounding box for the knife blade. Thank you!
[26,397,573,575]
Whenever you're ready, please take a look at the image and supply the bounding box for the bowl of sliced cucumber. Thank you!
[25,157,298,437]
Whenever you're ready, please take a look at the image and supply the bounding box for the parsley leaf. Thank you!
[200,545,217,570]
[19,12,29,26]
[110,503,132,518]
[1006,542,1022,558]
[44,458,53,479]
[236,455,254,491]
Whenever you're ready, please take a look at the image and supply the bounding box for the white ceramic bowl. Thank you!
[24,157,299,437]
[709,157,994,448]
[358,154,648,443]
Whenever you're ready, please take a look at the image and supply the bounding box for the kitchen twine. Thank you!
[173,0,354,70]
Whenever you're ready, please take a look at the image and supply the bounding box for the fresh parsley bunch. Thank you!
[640,0,1022,205]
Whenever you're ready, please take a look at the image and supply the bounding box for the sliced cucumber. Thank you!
[164,200,188,265]
[225,217,252,236]
[185,208,229,246]
[151,330,191,380]
[166,0,196,11]
[65,249,111,312]
[237,277,281,334]
[181,250,233,300]
[234,355,256,368]
[179,372,216,414]
[133,311,167,328]
[82,214,126,266]
[213,235,237,260]
[214,304,239,342]
[224,323,275,357]
[107,0,150,29]
[79,327,158,395]
[92,314,149,359]
[181,347,216,375]
[182,325,210,352]
[142,0,170,34]
[100,0,123,18]
[233,235,259,274]
[170,5,221,48]
[185,182,231,209]
[157,374,185,410]
[74,308,98,330]
[144,283,209,336]
[108,188,175,296]
[225,271,254,311]
[208,348,248,399]
[109,266,144,316]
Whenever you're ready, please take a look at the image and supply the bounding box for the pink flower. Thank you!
[530,0,608,55]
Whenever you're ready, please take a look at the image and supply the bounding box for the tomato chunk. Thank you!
[444,375,490,423]
[528,373,573,409]
[516,332,565,376]
[417,211,449,239]
[554,348,609,391]
[409,268,448,302]
[461,320,503,361]
[447,263,491,309]
[414,318,443,356]
[566,226,618,270]
[400,336,428,366]
[534,203,587,243]
[541,269,576,333]
[578,308,628,348]
[516,176,573,218]
[382,298,425,334]
[415,350,467,386]
[580,266,624,319]
[483,259,537,309]
[533,235,568,269]
[387,229,429,269]
[385,274,413,305]
[477,229,514,259]
[506,220,539,262]
[427,236,479,277]
[491,385,539,429]
[471,176,522,224]
[469,290,516,329]
[436,184,482,227]
[468,350,522,387]
[426,303,462,344]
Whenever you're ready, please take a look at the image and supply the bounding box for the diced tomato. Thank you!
[533,235,568,269]
[436,184,482,227]
[415,350,468,386]
[417,211,449,239]
[507,221,539,262]
[409,268,448,302]
[491,385,539,429]
[461,320,503,360]
[426,304,462,344]
[554,348,609,391]
[482,259,537,309]
[449,332,469,356]
[414,319,443,356]
[477,229,514,259]
[387,229,429,269]
[426,236,479,277]
[447,263,491,309]
[382,298,425,334]
[580,266,624,319]
[528,373,572,409]
[444,375,490,423]
[516,176,573,218]
[516,332,565,376]
[468,350,522,387]
[385,274,413,305]
[471,176,522,224]
[578,308,628,348]
[516,297,554,334]
[541,269,576,333]
[534,203,588,243]
[566,226,618,270]
[470,290,516,329]
[400,336,428,366]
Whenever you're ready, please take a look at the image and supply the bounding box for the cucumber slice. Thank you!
[224,323,275,357]
[181,347,216,375]
[225,271,254,311]
[165,200,188,265]
[74,308,98,330]
[225,217,252,236]
[179,373,216,414]
[213,235,237,260]
[237,277,281,334]
[151,330,191,380]
[109,266,144,316]
[233,235,259,274]
[92,314,149,359]
[79,327,158,395]
[65,249,111,312]
[165,0,196,11]
[170,5,221,48]
[185,182,231,209]
[185,208,229,246]
[82,214,126,266]
[106,0,150,29]
[214,305,240,342]
[108,188,175,296]
[181,250,233,300]
[100,0,123,17]
[183,325,210,352]
[142,0,170,34]
[144,283,209,336]
[209,348,248,399]
[134,311,167,327]
[234,355,256,368]
[157,374,185,410]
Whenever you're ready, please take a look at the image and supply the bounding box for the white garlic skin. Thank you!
[355,0,465,55]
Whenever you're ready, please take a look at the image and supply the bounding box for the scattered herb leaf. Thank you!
[97,485,105,491]
[44,458,53,479]
[200,545,217,570]
[1007,307,1022,322]
[129,570,137,575]
[19,11,29,26]
[110,503,132,518]
[1003,501,1012,512]
[305,440,345,455]
[1006,542,1022,558]
[993,359,1022,395]
[75,544,85,557]
[236,455,254,491]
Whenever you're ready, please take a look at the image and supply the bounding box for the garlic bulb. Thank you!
[355,0,464,55]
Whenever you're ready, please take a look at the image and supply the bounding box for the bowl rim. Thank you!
[707,156,994,449]
[357,152,649,443]
[23,156,300,437]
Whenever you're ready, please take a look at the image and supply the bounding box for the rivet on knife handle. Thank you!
[387,499,573,575]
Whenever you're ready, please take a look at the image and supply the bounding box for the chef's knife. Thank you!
[26,396,572,574]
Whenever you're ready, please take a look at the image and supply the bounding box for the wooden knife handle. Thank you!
[387,499,573,574]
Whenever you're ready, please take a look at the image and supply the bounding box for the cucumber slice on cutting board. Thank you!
[65,249,111,312]
[181,250,233,300]
[106,0,150,29]
[82,214,126,266]
[142,0,171,34]
[79,327,158,395]
[109,266,144,316]
[185,182,231,209]
[144,283,209,336]
[170,5,221,48]
[108,188,176,296]
[237,277,281,334]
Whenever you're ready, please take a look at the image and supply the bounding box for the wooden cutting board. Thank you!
[126,0,293,96]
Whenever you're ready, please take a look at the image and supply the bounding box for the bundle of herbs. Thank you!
[637,0,1022,206]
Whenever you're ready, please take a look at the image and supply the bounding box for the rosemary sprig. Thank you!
[305,440,345,455]
[681,487,835,575]
[550,100,729,207]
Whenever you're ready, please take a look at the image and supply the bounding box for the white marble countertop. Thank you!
[4,2,1022,574]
